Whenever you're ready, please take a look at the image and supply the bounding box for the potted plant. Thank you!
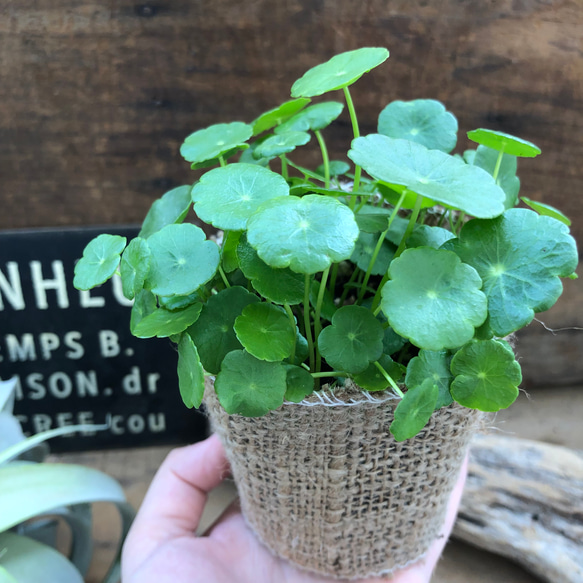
[73,47,578,578]
[0,378,135,583]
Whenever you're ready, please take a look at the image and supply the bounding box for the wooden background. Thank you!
[1,0,581,387]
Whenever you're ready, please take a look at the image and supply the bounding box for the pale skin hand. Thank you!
[122,434,468,583]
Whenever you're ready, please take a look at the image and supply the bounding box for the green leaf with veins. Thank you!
[120,237,151,300]
[159,291,200,311]
[351,232,395,275]
[472,145,520,209]
[383,325,407,356]
[139,185,192,239]
[291,47,390,97]
[381,247,487,351]
[353,354,405,391]
[521,197,571,226]
[467,128,541,157]
[130,290,157,335]
[215,350,287,416]
[275,102,344,133]
[237,237,305,305]
[247,195,359,274]
[284,364,315,402]
[234,303,295,361]
[187,286,259,374]
[354,207,392,233]
[450,339,521,411]
[318,305,384,374]
[253,131,311,159]
[190,145,249,170]
[180,122,253,164]
[73,234,127,290]
[309,280,337,321]
[349,135,506,218]
[408,225,455,249]
[177,333,205,409]
[146,224,219,296]
[222,230,242,273]
[191,163,290,231]
[133,302,203,339]
[390,378,439,441]
[444,208,579,337]
[251,98,311,135]
[405,350,453,408]
[378,99,458,153]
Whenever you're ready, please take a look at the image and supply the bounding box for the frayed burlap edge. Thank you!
[204,379,483,580]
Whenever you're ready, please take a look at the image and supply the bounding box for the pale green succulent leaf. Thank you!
[467,128,541,157]
[390,378,439,441]
[177,333,205,409]
[73,235,126,291]
[275,101,344,133]
[251,98,311,135]
[120,237,151,300]
[253,131,311,159]
[133,302,202,339]
[138,185,192,239]
[521,197,571,226]
[180,122,253,164]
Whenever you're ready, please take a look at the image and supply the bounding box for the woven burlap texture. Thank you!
[204,380,482,580]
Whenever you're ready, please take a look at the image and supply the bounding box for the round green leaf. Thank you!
[237,237,305,305]
[133,302,202,339]
[275,101,344,133]
[284,364,315,402]
[215,350,287,416]
[189,144,249,170]
[405,350,453,409]
[450,339,521,411]
[349,134,506,218]
[472,145,520,209]
[130,289,157,335]
[318,305,384,374]
[353,354,405,392]
[354,206,392,233]
[378,99,458,153]
[146,223,219,296]
[444,208,579,336]
[317,160,351,177]
[180,122,253,164]
[221,230,242,273]
[407,225,455,249]
[291,47,390,97]
[234,303,295,361]
[138,185,192,239]
[159,291,200,311]
[521,197,571,226]
[350,232,395,275]
[73,234,126,291]
[247,195,359,274]
[381,247,488,351]
[177,333,205,408]
[187,286,260,374]
[191,163,290,231]
[467,128,541,157]
[251,98,311,135]
[253,131,311,159]
[390,378,439,441]
[120,237,151,300]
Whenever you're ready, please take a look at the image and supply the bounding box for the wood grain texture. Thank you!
[455,434,583,583]
[1,0,581,386]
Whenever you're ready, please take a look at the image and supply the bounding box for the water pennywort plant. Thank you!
[74,48,579,440]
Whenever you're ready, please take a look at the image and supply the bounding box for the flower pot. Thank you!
[204,380,483,579]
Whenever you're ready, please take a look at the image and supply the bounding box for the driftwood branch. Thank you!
[454,434,583,583]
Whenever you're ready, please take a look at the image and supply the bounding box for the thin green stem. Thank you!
[218,265,231,288]
[373,361,405,398]
[303,274,315,371]
[492,146,505,182]
[371,271,389,312]
[454,211,466,235]
[315,130,330,189]
[284,303,297,365]
[394,195,423,259]
[314,266,330,373]
[343,86,361,206]
[338,267,360,306]
[218,155,226,167]
[357,190,407,304]
[311,371,348,379]
[328,263,339,297]
[373,304,383,317]
[280,155,289,181]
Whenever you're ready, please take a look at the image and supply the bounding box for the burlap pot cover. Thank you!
[204,380,482,579]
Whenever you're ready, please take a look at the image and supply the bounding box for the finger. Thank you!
[123,434,229,568]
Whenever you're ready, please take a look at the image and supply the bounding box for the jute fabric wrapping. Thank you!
[204,380,482,579]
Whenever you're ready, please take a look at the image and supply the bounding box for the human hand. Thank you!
[122,434,467,583]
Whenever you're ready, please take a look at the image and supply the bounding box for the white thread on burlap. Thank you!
[284,384,400,407]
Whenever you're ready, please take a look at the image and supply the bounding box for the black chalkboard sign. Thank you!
[0,227,208,452]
